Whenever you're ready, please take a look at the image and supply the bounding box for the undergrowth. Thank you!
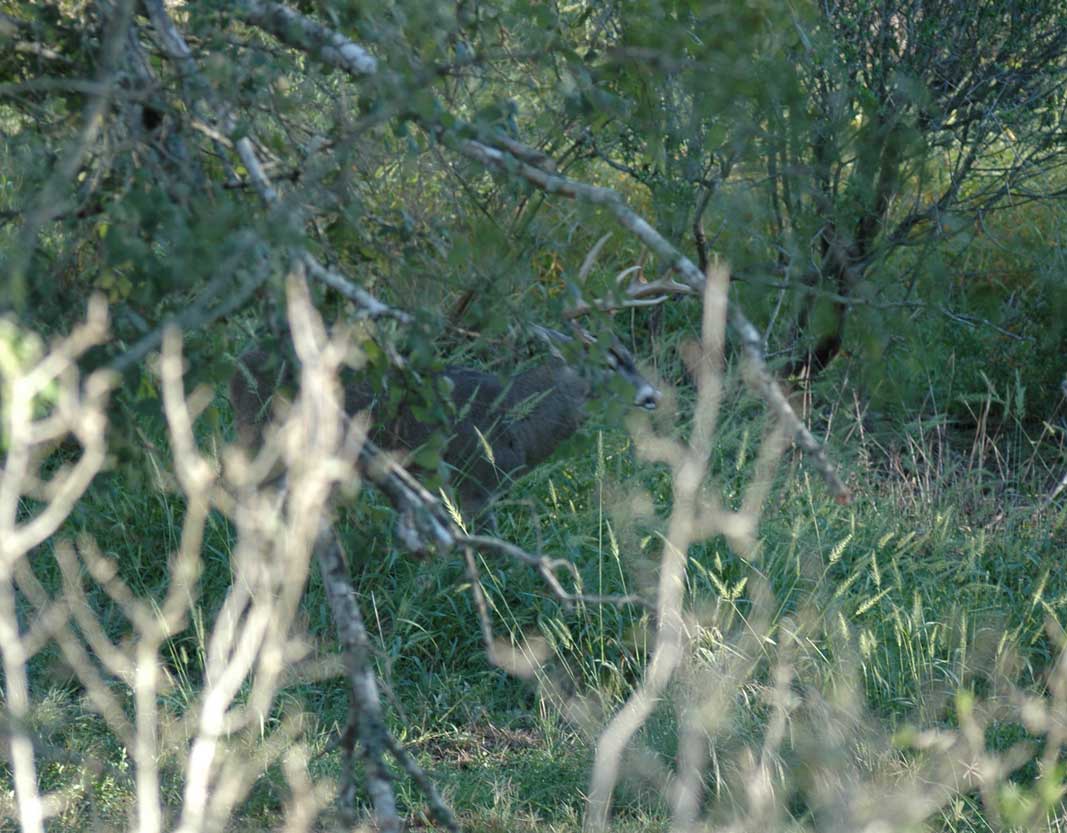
[15,356,1067,832]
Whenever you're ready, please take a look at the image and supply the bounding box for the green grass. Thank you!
[8,360,1067,832]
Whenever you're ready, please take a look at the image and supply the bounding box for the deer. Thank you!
[228,328,660,525]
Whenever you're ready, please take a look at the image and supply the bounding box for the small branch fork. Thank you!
[0,300,115,833]
[464,534,647,610]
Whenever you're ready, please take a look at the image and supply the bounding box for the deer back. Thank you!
[229,338,656,518]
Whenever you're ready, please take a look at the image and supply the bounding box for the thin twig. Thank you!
[463,534,649,610]
[382,733,462,833]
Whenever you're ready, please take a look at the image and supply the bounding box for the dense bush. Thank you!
[3,2,1067,831]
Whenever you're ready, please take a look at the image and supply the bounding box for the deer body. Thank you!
[230,341,657,519]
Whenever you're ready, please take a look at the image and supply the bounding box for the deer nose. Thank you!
[633,384,661,411]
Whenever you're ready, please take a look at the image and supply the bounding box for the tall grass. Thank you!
[10,321,1067,831]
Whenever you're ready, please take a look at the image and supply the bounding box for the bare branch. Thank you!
[165,271,364,833]
[237,0,379,78]
[0,298,114,833]
[314,531,400,831]
[463,534,648,610]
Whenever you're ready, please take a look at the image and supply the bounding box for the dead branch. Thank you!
[237,0,378,78]
[313,530,400,831]
[0,298,114,833]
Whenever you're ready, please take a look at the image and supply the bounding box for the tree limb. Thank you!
[231,0,850,503]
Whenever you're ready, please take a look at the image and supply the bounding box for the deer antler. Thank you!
[565,234,699,320]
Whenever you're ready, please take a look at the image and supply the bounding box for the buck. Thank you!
[229,330,660,521]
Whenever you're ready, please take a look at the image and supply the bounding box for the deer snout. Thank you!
[633,383,661,411]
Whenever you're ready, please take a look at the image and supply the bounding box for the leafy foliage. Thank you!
[3,1,1067,830]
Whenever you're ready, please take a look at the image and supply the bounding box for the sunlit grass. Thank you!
[9,337,1067,831]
